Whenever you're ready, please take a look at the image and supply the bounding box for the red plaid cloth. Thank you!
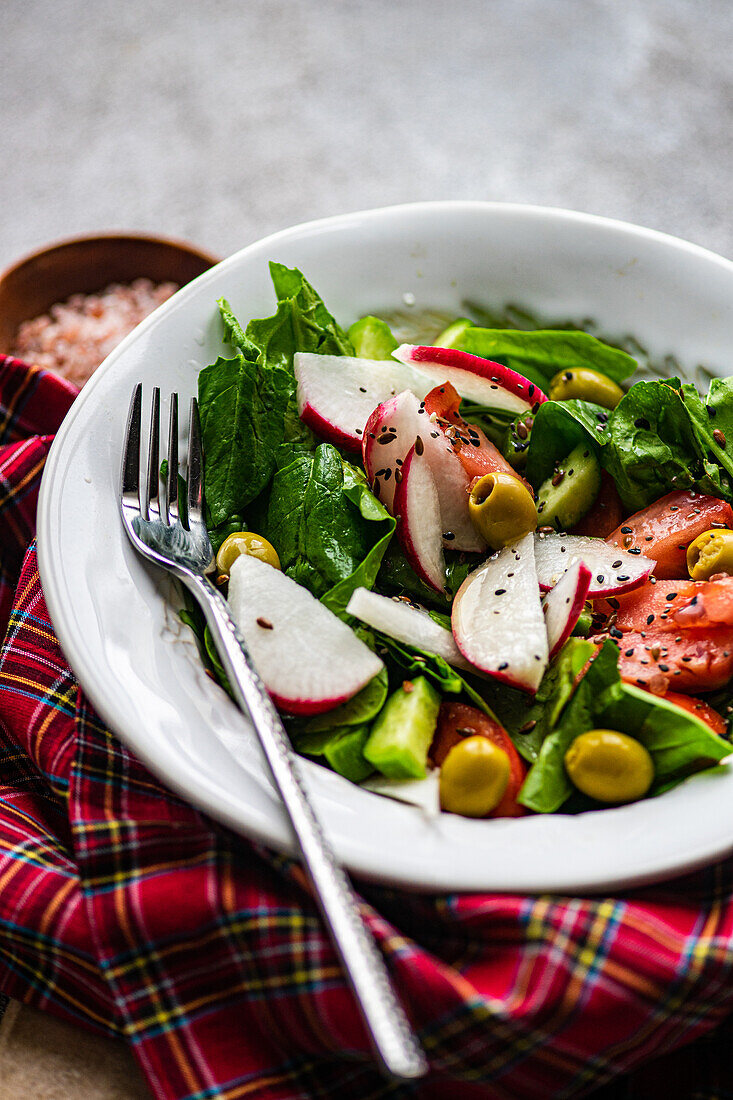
[1,353,733,1100]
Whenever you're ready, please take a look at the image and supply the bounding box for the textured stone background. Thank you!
[3,0,732,270]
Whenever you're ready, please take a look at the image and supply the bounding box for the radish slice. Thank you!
[451,532,548,693]
[363,389,484,552]
[534,533,654,597]
[227,556,383,715]
[346,587,473,671]
[362,390,422,513]
[543,561,592,658]
[294,352,431,451]
[393,344,547,415]
[394,445,447,594]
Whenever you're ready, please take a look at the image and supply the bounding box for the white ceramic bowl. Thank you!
[38,202,733,893]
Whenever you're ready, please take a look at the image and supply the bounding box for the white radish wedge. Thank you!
[451,532,548,693]
[534,533,654,597]
[543,561,592,659]
[394,445,447,594]
[346,587,473,671]
[227,556,383,715]
[363,389,485,552]
[294,352,431,451]
[362,390,422,513]
[393,344,547,415]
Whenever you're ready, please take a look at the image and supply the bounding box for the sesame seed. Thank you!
[256,617,273,630]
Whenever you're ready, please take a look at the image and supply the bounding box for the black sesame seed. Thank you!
[666,593,677,601]
[621,526,632,534]
[646,614,655,625]
[625,648,635,657]
[359,386,367,393]
[628,548,642,555]
[658,663,669,672]
[414,435,424,455]
[498,661,509,670]
[612,560,622,568]
[495,588,506,595]
[596,574,605,584]
[443,531,455,541]
[617,574,630,581]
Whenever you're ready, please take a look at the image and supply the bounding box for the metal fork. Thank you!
[120,385,427,1081]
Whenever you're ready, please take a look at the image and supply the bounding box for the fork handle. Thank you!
[184,573,428,1081]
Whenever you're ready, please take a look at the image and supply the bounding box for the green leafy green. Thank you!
[199,352,293,525]
[600,379,730,511]
[681,378,733,490]
[525,399,610,488]
[519,640,732,813]
[376,546,474,609]
[374,634,498,720]
[260,444,395,618]
[199,265,352,531]
[300,668,388,736]
[459,328,637,388]
[485,638,597,763]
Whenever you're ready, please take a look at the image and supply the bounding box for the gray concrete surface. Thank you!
[2,0,732,270]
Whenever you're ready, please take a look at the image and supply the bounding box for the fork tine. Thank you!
[145,387,160,520]
[164,393,179,524]
[121,384,142,504]
[187,398,203,527]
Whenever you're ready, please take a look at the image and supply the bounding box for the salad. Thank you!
[182,261,733,820]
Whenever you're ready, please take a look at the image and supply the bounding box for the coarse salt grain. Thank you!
[9,278,178,387]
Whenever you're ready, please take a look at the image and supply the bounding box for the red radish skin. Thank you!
[543,561,592,658]
[227,555,383,715]
[394,344,548,415]
[534,532,654,597]
[299,401,364,452]
[451,532,549,693]
[394,445,447,594]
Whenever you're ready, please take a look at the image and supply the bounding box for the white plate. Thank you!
[38,202,733,893]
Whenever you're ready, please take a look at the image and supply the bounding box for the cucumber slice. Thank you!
[324,725,374,783]
[347,316,398,360]
[435,317,474,349]
[536,443,601,531]
[364,676,441,779]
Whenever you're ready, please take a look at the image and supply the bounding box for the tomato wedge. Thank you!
[614,627,733,694]
[604,576,733,634]
[572,471,624,538]
[429,702,527,817]
[422,382,526,486]
[662,691,728,737]
[605,491,733,579]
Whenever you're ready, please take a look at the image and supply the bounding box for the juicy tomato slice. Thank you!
[601,576,733,633]
[662,691,728,737]
[572,471,624,538]
[605,491,733,579]
[429,702,527,818]
[422,382,525,486]
[614,627,733,694]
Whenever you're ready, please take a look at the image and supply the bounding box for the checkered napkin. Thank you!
[1,353,733,1100]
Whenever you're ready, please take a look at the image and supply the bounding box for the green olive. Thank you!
[439,736,510,817]
[687,528,733,581]
[216,532,281,577]
[468,472,538,549]
[548,368,625,410]
[564,729,654,803]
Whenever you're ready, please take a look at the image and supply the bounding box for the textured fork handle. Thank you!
[184,573,428,1081]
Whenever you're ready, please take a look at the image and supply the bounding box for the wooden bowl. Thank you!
[0,233,220,353]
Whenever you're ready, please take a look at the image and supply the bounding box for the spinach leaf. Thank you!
[200,265,352,530]
[484,637,597,763]
[300,668,389,735]
[377,545,474,609]
[600,379,727,512]
[598,681,732,795]
[520,639,732,813]
[681,378,733,495]
[519,640,619,812]
[525,399,610,488]
[199,352,293,525]
[460,329,637,387]
[374,634,498,720]
[260,444,395,618]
